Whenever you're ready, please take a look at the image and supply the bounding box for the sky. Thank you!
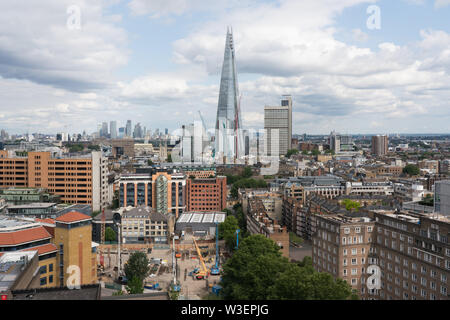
[0,0,449,135]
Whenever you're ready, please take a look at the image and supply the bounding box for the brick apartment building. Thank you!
[310,199,450,300]
[0,150,109,211]
[246,197,290,259]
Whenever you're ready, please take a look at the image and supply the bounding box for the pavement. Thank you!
[289,241,312,262]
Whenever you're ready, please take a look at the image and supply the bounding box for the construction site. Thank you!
[96,214,229,299]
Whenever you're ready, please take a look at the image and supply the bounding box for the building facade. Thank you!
[186,176,227,212]
[0,151,109,211]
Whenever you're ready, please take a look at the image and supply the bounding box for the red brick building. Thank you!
[186,176,227,212]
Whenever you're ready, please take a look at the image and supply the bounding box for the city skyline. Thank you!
[0,1,449,135]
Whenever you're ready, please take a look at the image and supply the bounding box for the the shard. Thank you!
[215,28,245,163]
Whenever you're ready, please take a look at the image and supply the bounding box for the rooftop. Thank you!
[11,284,101,300]
[0,251,37,293]
[55,211,91,224]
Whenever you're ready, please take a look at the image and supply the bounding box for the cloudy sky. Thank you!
[0,0,449,135]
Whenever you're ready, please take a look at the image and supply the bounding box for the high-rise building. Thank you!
[330,131,341,153]
[215,28,244,162]
[372,135,389,156]
[118,127,125,139]
[264,96,292,156]
[125,120,132,138]
[101,122,108,138]
[110,121,117,139]
[133,123,143,139]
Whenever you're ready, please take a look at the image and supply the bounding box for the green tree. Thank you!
[147,159,154,166]
[167,153,173,163]
[88,144,100,151]
[286,149,299,158]
[221,235,288,300]
[241,167,253,178]
[403,164,420,176]
[126,276,144,294]
[301,150,309,155]
[341,199,361,212]
[105,227,116,242]
[219,216,240,251]
[311,149,320,156]
[124,252,150,283]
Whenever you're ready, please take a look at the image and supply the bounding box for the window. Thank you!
[355,227,361,233]
[351,258,357,265]
[40,277,47,286]
[352,268,358,275]
[352,248,357,255]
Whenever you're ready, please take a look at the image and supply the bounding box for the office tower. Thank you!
[101,122,108,138]
[165,128,169,135]
[435,180,450,216]
[133,123,143,139]
[110,121,117,139]
[264,96,293,156]
[126,120,132,138]
[215,28,244,162]
[0,150,109,211]
[118,127,125,138]
[372,135,388,156]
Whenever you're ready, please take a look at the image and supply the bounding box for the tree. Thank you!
[105,227,116,242]
[403,164,420,176]
[286,149,299,158]
[241,167,253,178]
[341,199,361,212]
[126,276,144,294]
[221,235,288,300]
[219,216,240,251]
[301,150,309,155]
[311,149,320,156]
[88,144,100,151]
[124,252,150,283]
[167,153,173,163]
[147,159,154,166]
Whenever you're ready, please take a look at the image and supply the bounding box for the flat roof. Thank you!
[0,251,37,293]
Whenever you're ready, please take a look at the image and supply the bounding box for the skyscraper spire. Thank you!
[215,28,244,163]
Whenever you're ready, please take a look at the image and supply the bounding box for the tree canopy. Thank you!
[341,199,361,212]
[219,215,240,251]
[403,164,420,176]
[286,149,299,158]
[220,235,357,300]
[124,251,150,283]
[105,227,116,242]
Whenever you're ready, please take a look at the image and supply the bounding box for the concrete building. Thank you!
[435,180,450,216]
[186,176,227,212]
[264,96,292,157]
[110,121,117,139]
[118,170,186,217]
[0,151,109,212]
[372,135,389,156]
[0,187,60,204]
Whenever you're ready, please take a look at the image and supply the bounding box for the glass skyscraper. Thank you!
[215,28,244,162]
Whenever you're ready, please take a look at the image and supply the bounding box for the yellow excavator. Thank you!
[193,238,208,280]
